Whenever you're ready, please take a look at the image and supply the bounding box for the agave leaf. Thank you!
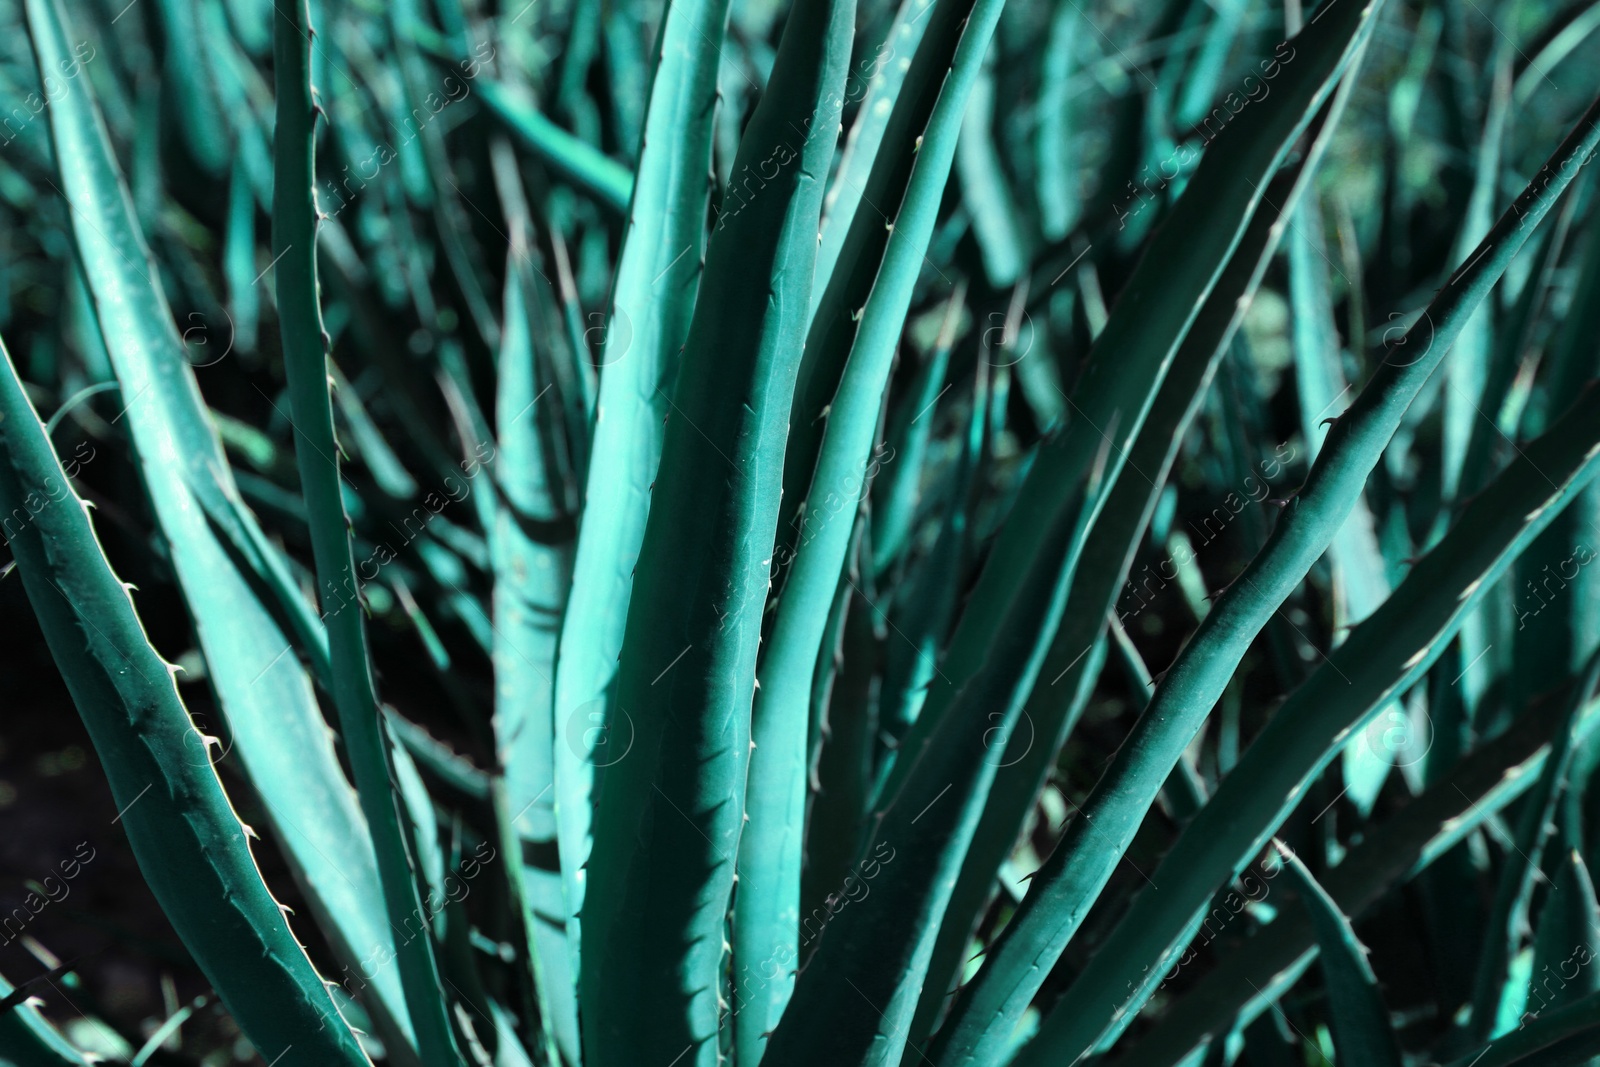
[804,507,865,781]
[1514,0,1600,106]
[1288,194,1395,815]
[869,285,961,578]
[883,0,1387,811]
[802,524,881,924]
[1461,180,1581,505]
[780,0,1001,579]
[734,0,1008,1037]
[941,77,1600,1067]
[1527,852,1600,1022]
[876,358,987,750]
[956,57,1026,287]
[1440,49,1515,747]
[490,997,538,1067]
[1108,615,1208,822]
[762,438,1101,1067]
[552,0,730,967]
[1274,845,1404,1067]
[155,0,229,175]
[1013,374,1600,1065]
[1035,0,1079,241]
[484,780,561,1067]
[1466,650,1600,1042]
[22,0,420,1055]
[602,0,652,156]
[1441,44,1511,506]
[1447,987,1600,1067]
[0,971,90,1066]
[387,0,500,351]
[1172,0,1251,129]
[1110,682,1600,1067]
[0,336,369,1066]
[224,156,260,355]
[577,0,855,1060]
[1513,193,1600,711]
[814,0,936,311]
[386,710,493,804]
[328,360,419,501]
[923,33,1377,1059]
[490,154,579,1065]
[474,80,633,213]
[272,3,463,1062]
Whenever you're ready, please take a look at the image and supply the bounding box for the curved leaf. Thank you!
[733,0,1009,1050]
[0,336,369,1066]
[578,1,856,1062]
[552,0,731,967]
[1014,375,1600,1065]
[22,0,417,1054]
[1275,845,1404,1067]
[272,3,462,1062]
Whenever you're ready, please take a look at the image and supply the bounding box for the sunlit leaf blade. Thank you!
[0,335,369,1067]
[1016,376,1600,1065]
[734,0,1011,1048]
[552,0,731,966]
[21,0,418,1053]
[271,3,463,1062]
[578,1,856,1062]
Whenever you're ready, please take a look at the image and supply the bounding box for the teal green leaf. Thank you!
[1528,852,1600,1024]
[877,357,986,748]
[1288,193,1395,816]
[1467,650,1600,1043]
[1274,844,1404,1067]
[475,80,633,213]
[1036,0,1079,241]
[0,335,369,1066]
[0,970,89,1066]
[869,286,961,577]
[552,0,731,967]
[1447,987,1600,1067]
[763,435,1101,1067]
[733,0,1007,1044]
[272,3,463,1062]
[491,192,579,1066]
[956,57,1025,287]
[801,527,881,923]
[814,0,936,310]
[781,0,1002,575]
[155,0,229,175]
[947,72,1600,1067]
[1013,375,1600,1066]
[883,0,1387,814]
[577,0,856,1061]
[22,0,419,1054]
[1513,176,1600,713]
[925,26,1382,1059]
[1112,680,1600,1067]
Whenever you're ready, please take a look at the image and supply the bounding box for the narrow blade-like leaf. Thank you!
[1275,844,1404,1067]
[0,337,369,1067]
[579,1,856,1062]
[272,4,463,1061]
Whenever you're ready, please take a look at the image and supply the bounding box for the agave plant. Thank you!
[3,0,1600,1064]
